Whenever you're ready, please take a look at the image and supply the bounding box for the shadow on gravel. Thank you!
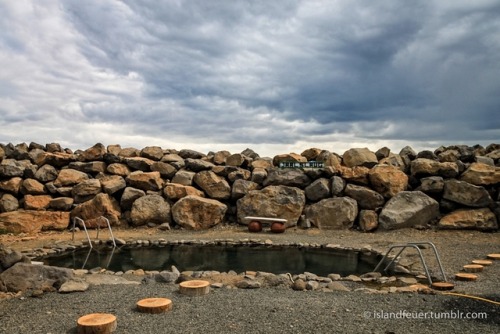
[441,294,500,326]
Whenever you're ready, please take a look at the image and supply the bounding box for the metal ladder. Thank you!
[373,242,447,285]
[71,216,117,248]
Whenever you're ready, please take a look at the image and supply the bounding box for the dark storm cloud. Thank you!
[0,0,498,155]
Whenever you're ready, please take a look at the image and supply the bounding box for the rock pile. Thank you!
[0,142,499,233]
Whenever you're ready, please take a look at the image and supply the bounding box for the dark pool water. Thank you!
[41,244,382,277]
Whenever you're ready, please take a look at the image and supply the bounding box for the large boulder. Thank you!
[120,187,145,210]
[237,186,305,227]
[305,197,358,229]
[171,170,196,186]
[0,177,23,194]
[410,158,459,178]
[79,143,106,161]
[231,179,260,200]
[124,157,154,172]
[193,170,231,200]
[0,210,69,233]
[378,191,439,230]
[339,166,370,185]
[34,164,59,182]
[0,194,19,212]
[72,179,102,203]
[342,148,378,168]
[125,171,164,191]
[151,161,177,179]
[460,163,500,186]
[130,194,171,226]
[68,161,107,174]
[106,163,131,176]
[53,169,89,187]
[0,262,73,293]
[304,178,331,202]
[344,184,385,210]
[442,180,493,208]
[164,183,204,201]
[418,176,445,195]
[172,195,227,230]
[141,146,164,161]
[263,169,311,188]
[0,159,25,177]
[70,193,121,227]
[23,195,52,210]
[438,208,498,231]
[368,165,408,198]
[20,179,46,195]
[0,245,29,273]
[99,175,126,195]
[34,151,76,167]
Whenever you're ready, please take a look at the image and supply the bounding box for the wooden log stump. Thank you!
[179,280,210,296]
[471,259,493,266]
[462,264,484,273]
[431,282,454,291]
[455,273,478,281]
[77,313,116,334]
[486,253,500,260]
[137,298,173,314]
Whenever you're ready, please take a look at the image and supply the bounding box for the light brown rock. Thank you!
[53,169,89,187]
[23,195,52,210]
[0,177,23,194]
[460,162,500,186]
[305,197,358,229]
[125,171,164,191]
[193,170,231,200]
[164,183,204,200]
[70,193,121,227]
[236,185,305,227]
[172,195,227,230]
[438,208,498,231]
[0,210,70,233]
[342,148,378,168]
[368,165,408,198]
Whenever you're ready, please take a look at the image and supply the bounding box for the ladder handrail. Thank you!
[96,216,117,248]
[72,217,93,249]
[71,216,117,248]
[373,242,447,285]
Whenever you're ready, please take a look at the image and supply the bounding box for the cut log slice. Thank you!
[431,282,454,291]
[486,253,500,260]
[455,273,478,281]
[471,259,493,266]
[179,280,210,296]
[137,298,173,314]
[462,264,484,273]
[77,313,117,334]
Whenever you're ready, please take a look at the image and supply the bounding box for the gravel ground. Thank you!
[1,227,499,333]
[0,284,498,334]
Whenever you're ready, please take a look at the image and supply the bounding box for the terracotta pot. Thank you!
[270,222,286,233]
[248,221,262,232]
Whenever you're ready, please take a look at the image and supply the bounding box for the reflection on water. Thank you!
[41,244,382,277]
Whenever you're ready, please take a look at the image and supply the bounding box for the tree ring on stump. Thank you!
[455,273,478,281]
[462,264,483,273]
[471,259,492,266]
[179,280,210,296]
[137,298,173,314]
[431,282,454,291]
[77,313,117,334]
[486,253,500,260]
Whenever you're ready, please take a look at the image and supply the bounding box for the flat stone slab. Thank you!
[59,279,90,293]
[85,274,140,286]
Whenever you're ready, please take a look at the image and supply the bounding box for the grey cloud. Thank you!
[0,0,498,155]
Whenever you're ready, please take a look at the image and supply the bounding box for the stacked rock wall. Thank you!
[0,142,499,233]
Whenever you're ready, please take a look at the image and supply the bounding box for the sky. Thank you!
[0,0,499,157]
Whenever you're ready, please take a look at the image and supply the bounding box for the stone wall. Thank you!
[0,142,498,233]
